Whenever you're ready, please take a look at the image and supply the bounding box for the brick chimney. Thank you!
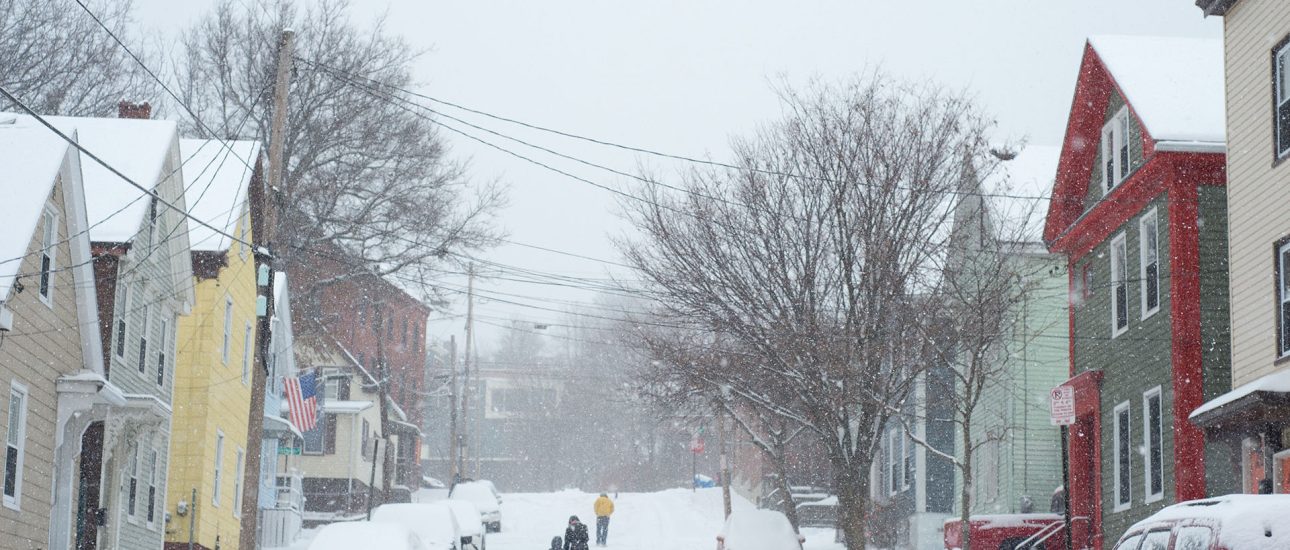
[118,101,152,119]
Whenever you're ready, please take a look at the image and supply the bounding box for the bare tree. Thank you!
[0,0,156,115]
[173,0,503,313]
[621,74,997,549]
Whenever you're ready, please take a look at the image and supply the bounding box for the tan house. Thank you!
[0,117,127,550]
[1191,0,1290,495]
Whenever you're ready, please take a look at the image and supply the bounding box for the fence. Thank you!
[259,470,304,548]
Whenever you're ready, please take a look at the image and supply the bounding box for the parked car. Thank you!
[1110,494,1290,550]
[307,521,428,550]
[372,503,461,550]
[437,499,488,550]
[716,509,804,550]
[451,480,503,532]
[943,513,1064,550]
[795,495,837,528]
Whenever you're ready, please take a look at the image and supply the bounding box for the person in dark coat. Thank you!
[565,515,590,550]
[549,536,563,550]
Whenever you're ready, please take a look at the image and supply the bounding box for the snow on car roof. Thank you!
[372,503,459,548]
[719,509,799,550]
[1088,35,1224,146]
[179,139,261,252]
[307,521,421,550]
[0,118,72,300]
[436,500,484,536]
[1130,495,1290,547]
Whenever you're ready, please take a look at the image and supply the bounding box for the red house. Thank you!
[1043,36,1234,548]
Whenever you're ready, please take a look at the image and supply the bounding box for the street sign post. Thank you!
[1050,383,1076,550]
[1050,385,1076,426]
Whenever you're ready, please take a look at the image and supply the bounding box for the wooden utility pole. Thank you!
[461,264,475,479]
[377,306,394,503]
[718,407,732,518]
[239,29,293,550]
[447,335,459,483]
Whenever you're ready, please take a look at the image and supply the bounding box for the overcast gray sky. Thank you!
[133,0,1220,355]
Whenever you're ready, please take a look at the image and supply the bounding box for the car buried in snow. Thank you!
[371,503,463,550]
[1109,494,1290,550]
[716,509,804,550]
[306,521,429,550]
[450,480,503,532]
[436,500,488,550]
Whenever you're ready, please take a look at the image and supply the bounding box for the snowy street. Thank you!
[289,488,842,550]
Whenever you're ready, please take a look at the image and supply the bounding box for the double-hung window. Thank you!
[126,445,138,519]
[3,382,28,509]
[1111,233,1129,336]
[222,297,234,364]
[903,429,914,490]
[1279,241,1290,356]
[156,316,169,387]
[233,448,244,518]
[138,305,151,373]
[1140,209,1160,318]
[1103,107,1132,192]
[887,428,900,495]
[1143,387,1164,503]
[1276,41,1290,158]
[147,449,158,528]
[213,431,224,506]
[38,207,57,305]
[242,322,253,384]
[115,284,131,358]
[1114,401,1132,511]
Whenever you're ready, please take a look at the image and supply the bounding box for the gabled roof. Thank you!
[41,115,181,243]
[0,117,73,300]
[1043,36,1224,246]
[179,139,262,252]
[1087,35,1224,147]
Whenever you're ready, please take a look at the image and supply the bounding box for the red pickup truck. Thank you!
[943,514,1066,550]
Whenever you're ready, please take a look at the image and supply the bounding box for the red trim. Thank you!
[1168,170,1207,501]
[1062,370,1104,550]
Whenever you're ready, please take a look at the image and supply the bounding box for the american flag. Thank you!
[285,371,319,433]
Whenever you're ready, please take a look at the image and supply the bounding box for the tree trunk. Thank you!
[834,462,869,550]
[774,449,801,533]
[960,418,973,550]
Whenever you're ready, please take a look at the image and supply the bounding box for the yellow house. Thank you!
[166,139,263,550]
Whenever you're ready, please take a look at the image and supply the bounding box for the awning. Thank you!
[1191,369,1290,428]
[263,414,304,441]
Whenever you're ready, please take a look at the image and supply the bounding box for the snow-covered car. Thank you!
[307,521,428,550]
[450,481,503,532]
[436,500,487,550]
[1110,494,1290,550]
[371,503,461,550]
[716,509,804,550]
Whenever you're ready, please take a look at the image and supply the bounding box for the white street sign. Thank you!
[1050,385,1076,426]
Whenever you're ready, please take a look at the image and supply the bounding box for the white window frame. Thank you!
[1103,106,1132,192]
[1142,386,1165,503]
[1139,209,1160,319]
[125,444,139,522]
[1276,42,1290,158]
[1111,233,1129,338]
[902,429,913,491]
[213,430,224,506]
[222,297,234,364]
[137,304,151,373]
[887,428,900,496]
[146,448,159,529]
[242,322,253,385]
[3,381,29,510]
[155,316,168,387]
[1279,241,1290,357]
[115,284,131,358]
[1114,401,1132,512]
[233,448,245,518]
[38,206,57,307]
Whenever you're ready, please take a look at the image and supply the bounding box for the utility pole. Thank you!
[377,306,394,504]
[448,335,459,484]
[718,407,732,518]
[240,28,292,550]
[461,264,476,479]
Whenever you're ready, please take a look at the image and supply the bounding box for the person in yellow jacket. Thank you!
[593,493,615,546]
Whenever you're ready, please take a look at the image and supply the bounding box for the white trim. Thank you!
[38,205,58,308]
[213,430,224,506]
[222,297,233,364]
[137,304,151,374]
[1153,141,1225,153]
[242,322,253,385]
[2,380,29,510]
[1277,42,1290,158]
[1113,400,1132,512]
[1102,106,1132,192]
[146,447,159,530]
[1111,233,1129,338]
[1278,241,1290,357]
[233,447,244,518]
[115,284,131,358]
[125,443,139,523]
[887,427,899,496]
[1139,209,1160,320]
[1142,386,1165,504]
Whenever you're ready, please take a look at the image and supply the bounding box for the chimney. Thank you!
[118,101,152,120]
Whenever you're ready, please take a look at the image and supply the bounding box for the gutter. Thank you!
[1153,141,1225,153]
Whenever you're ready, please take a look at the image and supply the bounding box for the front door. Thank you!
[76,422,104,550]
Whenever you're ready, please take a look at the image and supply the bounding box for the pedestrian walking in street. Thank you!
[550,536,563,550]
[593,493,615,546]
[565,515,590,550]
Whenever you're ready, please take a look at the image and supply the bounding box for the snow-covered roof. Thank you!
[0,117,72,300]
[322,399,373,414]
[1190,368,1290,420]
[1088,35,1225,146]
[34,115,181,243]
[984,144,1061,243]
[179,139,261,252]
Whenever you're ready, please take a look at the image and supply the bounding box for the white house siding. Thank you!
[1224,0,1290,387]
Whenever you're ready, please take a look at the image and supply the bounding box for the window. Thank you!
[1175,526,1214,550]
[1242,437,1267,493]
[1114,401,1132,510]
[1113,534,1145,550]
[156,316,170,387]
[1278,241,1290,356]
[903,430,914,490]
[1143,387,1164,502]
[38,207,57,305]
[137,305,150,373]
[146,199,158,245]
[115,284,131,358]
[983,436,1000,502]
[1102,106,1132,192]
[1276,449,1290,494]
[1140,209,1159,317]
[3,382,28,509]
[362,418,371,460]
[1111,233,1129,336]
[212,431,224,505]
[126,445,138,518]
[1276,41,1290,157]
[1140,530,1171,550]
[242,322,253,384]
[324,413,337,455]
[233,448,244,517]
[223,297,234,364]
[887,428,900,495]
[147,449,158,527]
[303,419,325,455]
